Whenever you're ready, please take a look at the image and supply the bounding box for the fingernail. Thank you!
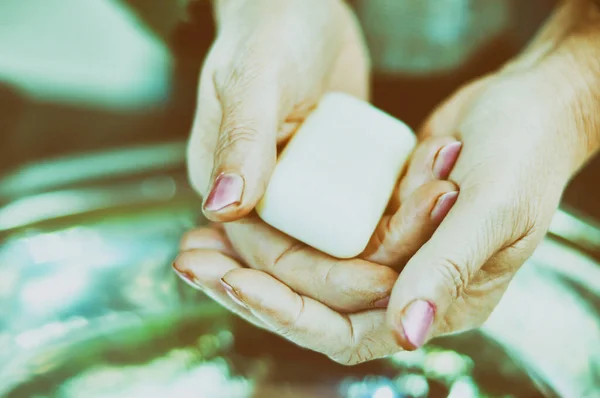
[204,173,244,212]
[374,296,390,308]
[220,278,249,309]
[172,262,202,290]
[396,299,435,349]
[431,191,459,222]
[433,142,462,179]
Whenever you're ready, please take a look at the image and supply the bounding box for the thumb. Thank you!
[202,71,284,222]
[386,190,510,350]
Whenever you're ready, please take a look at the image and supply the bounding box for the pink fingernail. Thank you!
[220,279,249,309]
[397,299,435,349]
[431,191,459,222]
[373,296,390,308]
[172,263,202,290]
[433,142,462,179]
[204,173,244,212]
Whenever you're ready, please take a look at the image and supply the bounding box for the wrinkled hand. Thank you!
[182,0,460,328]
[177,1,600,365]
[189,0,369,220]
[175,135,461,364]
[179,0,463,364]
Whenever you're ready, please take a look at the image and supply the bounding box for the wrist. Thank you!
[504,1,600,174]
[544,2,600,169]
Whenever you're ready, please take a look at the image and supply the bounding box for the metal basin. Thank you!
[1,141,599,398]
[1,2,599,396]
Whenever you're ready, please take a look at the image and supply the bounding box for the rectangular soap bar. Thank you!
[256,92,416,259]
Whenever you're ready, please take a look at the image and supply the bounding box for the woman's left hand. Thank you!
[174,2,600,364]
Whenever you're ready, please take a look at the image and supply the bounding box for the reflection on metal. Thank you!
[0,179,179,232]
[0,141,599,396]
[0,0,171,109]
[0,142,186,200]
[447,377,478,398]
[482,236,600,397]
[353,0,510,74]
[548,208,600,255]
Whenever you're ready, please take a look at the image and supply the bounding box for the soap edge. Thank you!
[256,91,418,259]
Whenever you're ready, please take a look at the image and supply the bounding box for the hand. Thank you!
[384,2,600,349]
[189,0,369,222]
[177,1,600,364]
[175,135,462,364]
[184,0,461,316]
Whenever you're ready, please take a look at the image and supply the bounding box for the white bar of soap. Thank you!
[256,92,416,259]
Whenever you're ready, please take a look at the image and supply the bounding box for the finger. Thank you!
[386,188,514,351]
[185,57,312,220]
[179,225,239,259]
[224,219,398,312]
[397,136,462,204]
[222,268,401,365]
[362,180,459,268]
[187,55,225,201]
[197,53,292,222]
[173,249,267,330]
[202,75,281,222]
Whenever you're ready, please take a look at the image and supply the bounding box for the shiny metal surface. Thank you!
[0,0,172,110]
[352,0,556,76]
[1,2,598,396]
[1,141,599,397]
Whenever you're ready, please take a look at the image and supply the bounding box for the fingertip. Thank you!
[202,172,255,222]
[432,141,462,180]
[354,264,398,310]
[363,180,459,268]
[430,190,459,223]
[404,180,459,218]
[221,267,256,286]
[179,226,230,252]
[174,249,241,287]
[331,262,398,294]
[389,299,436,351]
[400,136,461,201]
[172,261,203,291]
[202,158,275,222]
[389,180,458,237]
[222,268,299,319]
[220,277,250,309]
[317,261,398,312]
[221,268,276,302]
[403,180,459,223]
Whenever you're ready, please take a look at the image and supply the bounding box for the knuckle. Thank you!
[271,295,305,338]
[217,53,264,92]
[436,257,469,301]
[366,267,398,299]
[214,126,259,161]
[460,182,526,241]
[269,243,305,273]
[175,250,206,273]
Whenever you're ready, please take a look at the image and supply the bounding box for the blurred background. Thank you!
[1,0,599,397]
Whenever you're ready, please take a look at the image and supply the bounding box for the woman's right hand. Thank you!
[188,0,370,222]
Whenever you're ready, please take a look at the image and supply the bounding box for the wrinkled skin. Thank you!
[175,0,600,365]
